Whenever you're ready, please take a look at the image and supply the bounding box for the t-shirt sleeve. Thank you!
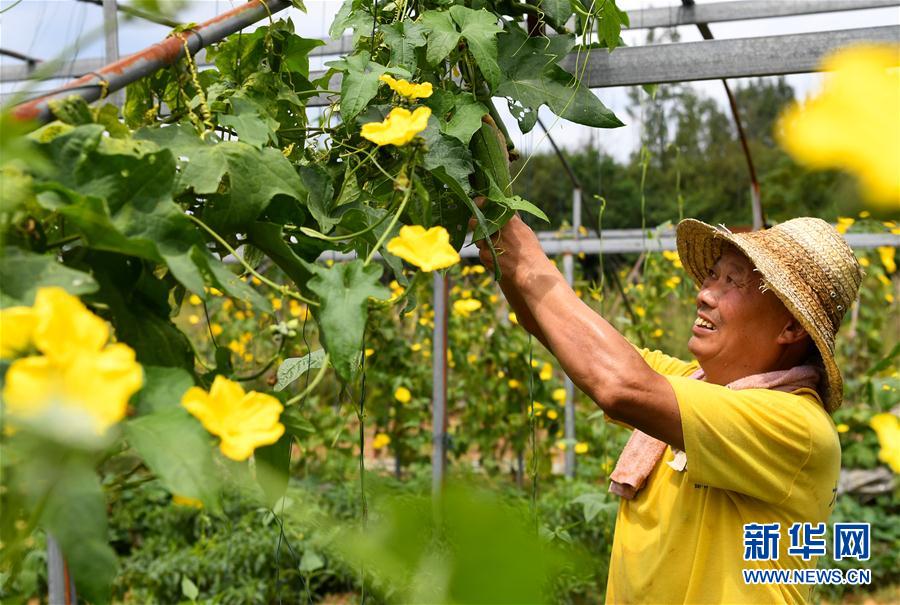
[667,375,829,504]
[636,347,700,378]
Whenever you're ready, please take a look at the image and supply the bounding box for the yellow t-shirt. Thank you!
[606,349,841,604]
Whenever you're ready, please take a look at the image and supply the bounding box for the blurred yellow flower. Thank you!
[776,44,900,208]
[552,388,566,403]
[172,494,204,509]
[531,359,540,368]
[859,210,871,218]
[379,74,433,99]
[181,375,284,461]
[887,293,895,304]
[0,306,35,358]
[546,409,558,420]
[662,250,683,268]
[361,106,431,147]
[878,246,896,273]
[836,423,850,433]
[556,440,567,451]
[652,328,664,338]
[470,265,485,274]
[835,217,855,235]
[508,379,521,389]
[453,299,482,317]
[529,401,544,416]
[665,276,682,289]
[210,323,224,337]
[858,257,870,268]
[634,306,646,318]
[394,386,412,404]
[410,343,423,352]
[467,353,478,364]
[539,363,553,381]
[574,442,589,455]
[387,225,460,272]
[1,288,142,434]
[365,348,375,358]
[869,413,900,473]
[497,370,506,379]
[272,298,283,311]
[189,294,202,306]
[372,433,391,449]
[188,314,200,325]
[878,273,892,287]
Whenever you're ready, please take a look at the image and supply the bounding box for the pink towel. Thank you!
[608,365,822,500]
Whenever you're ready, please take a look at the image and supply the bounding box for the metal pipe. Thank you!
[11,0,292,124]
[77,0,182,28]
[47,534,76,605]
[432,272,449,498]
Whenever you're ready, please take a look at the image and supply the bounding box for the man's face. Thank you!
[687,247,795,380]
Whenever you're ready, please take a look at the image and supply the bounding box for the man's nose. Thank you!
[696,282,718,308]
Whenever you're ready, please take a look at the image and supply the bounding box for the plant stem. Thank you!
[364,174,414,265]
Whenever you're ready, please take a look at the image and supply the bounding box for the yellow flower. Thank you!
[869,413,900,473]
[452,299,482,318]
[555,440,567,451]
[546,409,558,420]
[878,246,896,273]
[0,306,36,358]
[387,225,461,272]
[189,294,202,306]
[210,323,223,337]
[878,273,892,287]
[181,375,284,461]
[887,293,895,304]
[776,45,900,208]
[235,311,246,321]
[497,370,505,379]
[394,386,412,404]
[552,388,566,403]
[859,210,871,218]
[410,342,423,352]
[531,359,540,368]
[836,423,850,433]
[361,106,431,147]
[188,314,200,325]
[2,288,143,435]
[574,442,589,454]
[172,494,204,509]
[652,328,664,338]
[662,250,683,269]
[508,379,521,390]
[365,348,375,358]
[835,217,855,234]
[372,433,391,450]
[272,298,283,311]
[539,363,553,381]
[470,265,485,274]
[858,257,870,268]
[378,74,433,99]
[634,306,646,318]
[467,353,478,364]
[665,276,681,289]
[529,401,544,416]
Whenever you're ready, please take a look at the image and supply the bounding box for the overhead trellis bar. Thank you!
[9,0,292,124]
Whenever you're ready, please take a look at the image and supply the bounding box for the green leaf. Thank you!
[496,26,623,133]
[304,260,390,382]
[200,251,272,314]
[181,576,199,601]
[254,433,292,508]
[299,164,340,232]
[381,21,428,73]
[421,10,460,67]
[124,408,221,511]
[281,35,325,78]
[219,95,278,148]
[571,492,617,523]
[449,6,503,89]
[326,52,409,122]
[541,0,573,29]
[299,550,325,573]
[41,461,118,604]
[276,349,327,391]
[421,118,474,196]
[247,222,319,291]
[131,366,194,415]
[599,0,629,51]
[281,407,316,435]
[442,94,489,144]
[0,247,98,307]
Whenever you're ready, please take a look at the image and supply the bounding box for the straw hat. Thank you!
[675,217,863,411]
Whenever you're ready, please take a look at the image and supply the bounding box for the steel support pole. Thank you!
[432,272,449,498]
[47,534,76,604]
[561,187,582,478]
[102,0,122,107]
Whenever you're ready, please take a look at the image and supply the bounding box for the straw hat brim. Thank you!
[675,219,842,411]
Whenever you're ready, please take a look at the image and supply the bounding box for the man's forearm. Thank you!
[497,277,551,350]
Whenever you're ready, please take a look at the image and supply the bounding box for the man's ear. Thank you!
[776,317,809,345]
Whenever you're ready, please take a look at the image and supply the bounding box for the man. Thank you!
[472,209,862,604]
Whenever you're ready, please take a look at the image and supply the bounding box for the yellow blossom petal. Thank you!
[172,494,204,509]
[878,246,896,273]
[0,306,36,359]
[379,74,433,99]
[508,379,521,389]
[870,413,900,473]
[836,423,850,433]
[574,442,589,455]
[394,386,412,404]
[552,388,566,403]
[508,312,518,325]
[546,409,558,420]
[189,294,202,306]
[387,225,461,272]
[32,287,108,364]
[181,376,284,461]
[776,45,900,208]
[372,433,391,449]
[452,299,482,318]
[361,106,432,147]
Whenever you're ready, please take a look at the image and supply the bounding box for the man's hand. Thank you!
[468,197,550,288]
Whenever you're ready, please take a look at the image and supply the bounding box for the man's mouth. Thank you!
[694,316,716,330]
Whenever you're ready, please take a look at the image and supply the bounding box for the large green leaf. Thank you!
[381,21,428,73]
[0,247,98,307]
[495,26,623,133]
[131,366,195,415]
[421,10,460,67]
[421,118,474,196]
[325,52,409,122]
[254,433,292,508]
[443,95,489,145]
[125,408,221,511]
[218,94,279,148]
[599,0,630,51]
[298,164,340,233]
[541,0,573,29]
[247,221,320,291]
[449,6,503,89]
[304,260,389,382]
[135,125,306,233]
[41,461,118,604]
